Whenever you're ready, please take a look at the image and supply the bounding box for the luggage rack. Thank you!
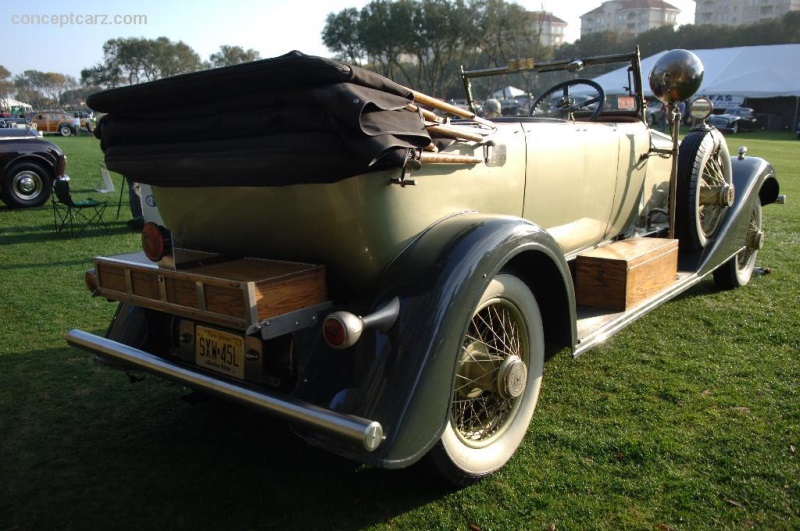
[92,251,330,335]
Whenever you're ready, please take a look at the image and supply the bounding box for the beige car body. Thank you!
[153,120,670,291]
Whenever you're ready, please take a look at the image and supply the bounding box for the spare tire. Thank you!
[675,128,733,251]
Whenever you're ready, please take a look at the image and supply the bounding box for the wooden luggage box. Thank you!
[576,238,678,312]
[94,252,328,331]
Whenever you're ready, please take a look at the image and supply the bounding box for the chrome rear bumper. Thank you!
[66,329,384,451]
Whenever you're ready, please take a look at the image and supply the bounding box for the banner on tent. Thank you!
[701,94,746,109]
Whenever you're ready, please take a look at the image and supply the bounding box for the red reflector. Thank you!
[84,268,98,294]
[141,222,171,262]
[323,317,346,348]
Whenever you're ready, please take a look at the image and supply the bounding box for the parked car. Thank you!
[0,117,34,129]
[0,130,67,207]
[707,106,761,133]
[28,110,87,136]
[67,49,780,485]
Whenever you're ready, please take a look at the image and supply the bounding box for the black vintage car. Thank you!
[0,129,67,208]
[707,106,761,133]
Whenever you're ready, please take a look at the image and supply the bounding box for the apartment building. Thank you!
[580,0,681,37]
[532,11,568,47]
[694,0,800,26]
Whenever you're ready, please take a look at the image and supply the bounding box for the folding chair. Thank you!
[52,178,109,235]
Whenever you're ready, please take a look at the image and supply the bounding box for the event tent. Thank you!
[592,44,800,99]
[491,86,526,98]
[0,97,33,109]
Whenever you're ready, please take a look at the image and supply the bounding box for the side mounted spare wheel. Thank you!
[428,274,544,486]
[675,128,733,252]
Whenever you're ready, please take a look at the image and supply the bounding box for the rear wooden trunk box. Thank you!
[95,252,327,331]
[576,238,678,311]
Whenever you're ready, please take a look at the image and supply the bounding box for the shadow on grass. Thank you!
[1,347,453,531]
[0,222,134,245]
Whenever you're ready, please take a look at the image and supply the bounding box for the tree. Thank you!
[408,0,477,98]
[0,66,13,111]
[208,45,261,68]
[12,70,78,108]
[322,8,364,65]
[322,0,557,98]
[81,37,202,88]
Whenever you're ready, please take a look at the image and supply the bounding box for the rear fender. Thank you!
[340,212,575,468]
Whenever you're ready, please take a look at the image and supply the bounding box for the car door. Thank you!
[46,114,59,133]
[522,120,620,254]
[604,121,651,240]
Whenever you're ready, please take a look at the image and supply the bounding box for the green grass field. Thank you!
[1,132,797,530]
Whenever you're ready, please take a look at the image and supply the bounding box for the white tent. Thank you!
[591,44,800,99]
[491,86,526,98]
[1,97,32,109]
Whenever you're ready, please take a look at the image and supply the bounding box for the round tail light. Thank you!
[142,222,172,262]
[322,312,364,349]
[84,268,98,295]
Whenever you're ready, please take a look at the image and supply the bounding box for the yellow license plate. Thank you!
[195,326,245,379]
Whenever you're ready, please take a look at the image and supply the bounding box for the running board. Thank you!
[574,271,701,357]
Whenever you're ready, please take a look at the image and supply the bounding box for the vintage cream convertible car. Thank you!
[67,49,781,485]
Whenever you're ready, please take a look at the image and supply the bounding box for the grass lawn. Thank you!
[0,131,798,530]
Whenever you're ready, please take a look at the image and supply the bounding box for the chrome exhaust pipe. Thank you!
[66,329,384,451]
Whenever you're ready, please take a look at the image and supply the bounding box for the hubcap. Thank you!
[497,355,527,399]
[13,171,42,198]
[18,175,36,194]
[699,183,734,207]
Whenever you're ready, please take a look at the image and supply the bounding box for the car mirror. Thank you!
[648,49,704,104]
[690,97,713,122]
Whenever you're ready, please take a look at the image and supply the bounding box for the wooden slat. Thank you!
[426,123,485,143]
[93,254,327,330]
[418,152,483,165]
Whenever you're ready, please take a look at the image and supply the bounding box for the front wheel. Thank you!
[713,200,763,289]
[1,161,52,208]
[428,274,544,486]
[59,124,73,137]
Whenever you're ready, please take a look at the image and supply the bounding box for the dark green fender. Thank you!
[300,212,576,468]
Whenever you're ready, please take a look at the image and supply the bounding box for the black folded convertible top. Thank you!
[89,51,433,187]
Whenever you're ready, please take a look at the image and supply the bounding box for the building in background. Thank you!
[580,0,681,37]
[532,11,568,47]
[694,0,800,26]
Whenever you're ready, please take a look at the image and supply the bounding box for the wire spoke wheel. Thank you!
[453,300,526,445]
[714,199,763,289]
[697,146,728,239]
[429,274,544,486]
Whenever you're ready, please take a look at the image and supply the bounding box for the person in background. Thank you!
[483,98,501,119]
[72,113,81,136]
[127,179,144,230]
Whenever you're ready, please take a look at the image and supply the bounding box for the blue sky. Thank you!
[1,0,696,79]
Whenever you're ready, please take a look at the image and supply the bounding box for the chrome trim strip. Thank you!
[574,271,702,357]
[66,329,384,451]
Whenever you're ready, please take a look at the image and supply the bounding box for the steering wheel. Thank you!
[529,79,606,120]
